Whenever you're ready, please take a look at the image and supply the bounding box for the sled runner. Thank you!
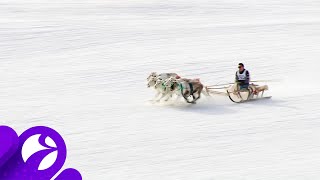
[206,82,271,103]
[226,90,272,103]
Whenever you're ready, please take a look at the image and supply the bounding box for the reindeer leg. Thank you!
[156,93,166,102]
[183,94,190,103]
[195,91,201,101]
[153,91,161,101]
[163,92,172,101]
[189,91,199,104]
[182,91,192,103]
[170,90,181,102]
[174,93,181,102]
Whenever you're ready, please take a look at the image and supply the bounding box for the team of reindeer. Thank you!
[147,72,206,104]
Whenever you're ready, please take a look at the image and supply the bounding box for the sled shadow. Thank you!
[241,98,298,110]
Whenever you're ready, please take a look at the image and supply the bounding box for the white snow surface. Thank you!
[1,0,320,179]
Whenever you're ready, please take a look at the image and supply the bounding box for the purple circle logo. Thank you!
[0,126,82,180]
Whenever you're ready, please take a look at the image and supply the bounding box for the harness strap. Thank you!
[161,83,166,90]
[189,83,194,95]
[170,83,174,91]
[179,83,183,95]
[179,83,183,91]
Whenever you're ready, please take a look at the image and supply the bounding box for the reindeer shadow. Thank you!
[168,97,238,115]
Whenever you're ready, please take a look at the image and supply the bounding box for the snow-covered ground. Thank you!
[1,0,320,179]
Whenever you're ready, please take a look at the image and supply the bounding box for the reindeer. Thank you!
[147,72,180,101]
[164,77,204,104]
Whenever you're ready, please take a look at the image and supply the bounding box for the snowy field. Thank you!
[1,0,320,179]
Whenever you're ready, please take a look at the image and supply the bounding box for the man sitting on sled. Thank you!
[235,63,250,90]
[203,62,270,103]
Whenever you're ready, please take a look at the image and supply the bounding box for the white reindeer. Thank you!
[147,72,180,102]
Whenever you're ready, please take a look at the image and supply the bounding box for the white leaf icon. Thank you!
[22,134,58,170]
[38,150,58,170]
